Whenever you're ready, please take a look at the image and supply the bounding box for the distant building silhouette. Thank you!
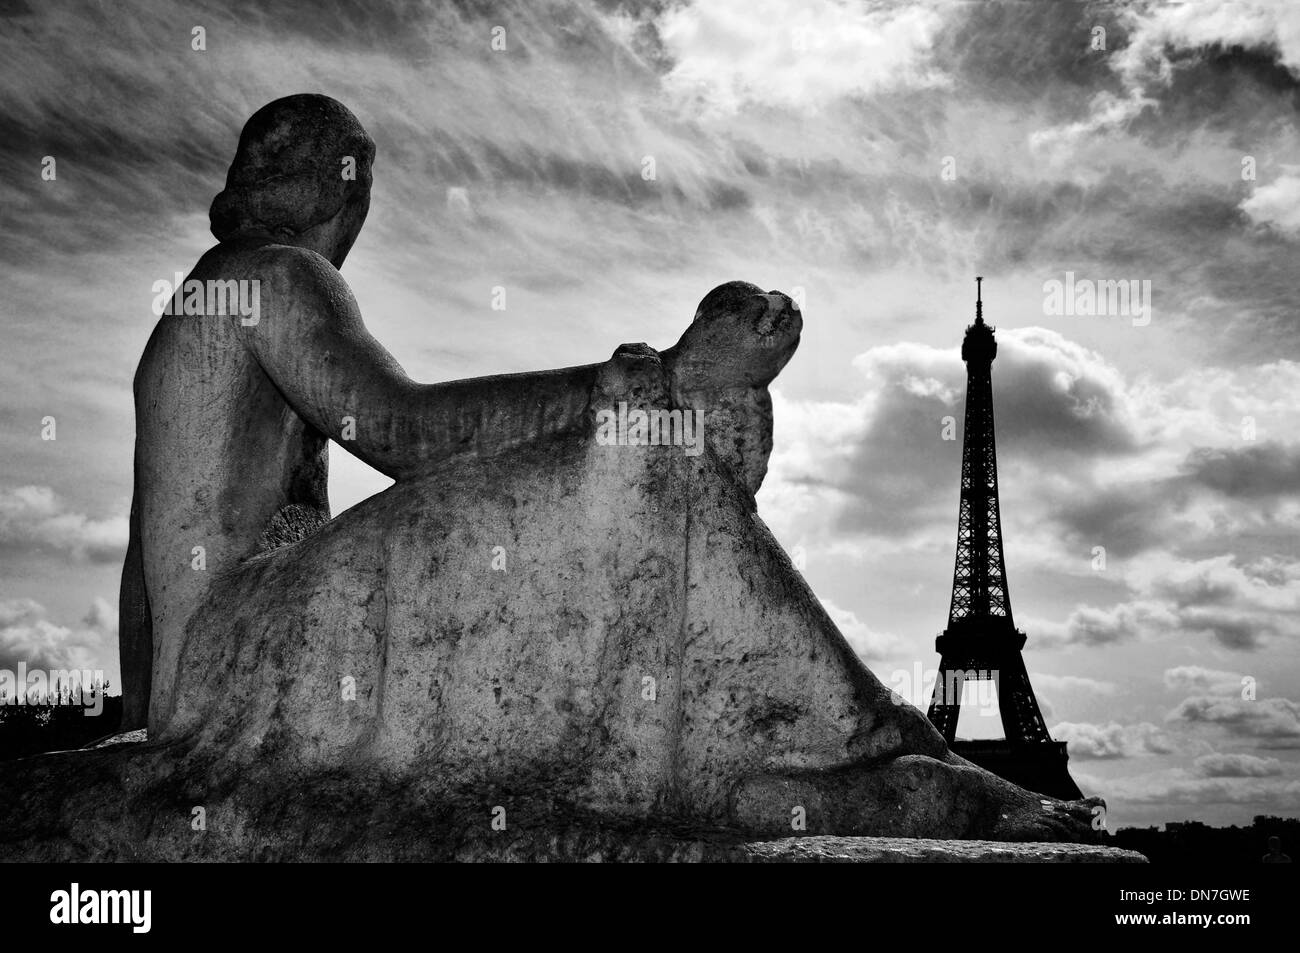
[927,278,1083,800]
[1114,816,1299,864]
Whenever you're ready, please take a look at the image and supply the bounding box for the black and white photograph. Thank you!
[0,0,1295,931]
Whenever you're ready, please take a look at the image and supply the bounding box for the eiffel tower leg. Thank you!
[926,659,962,744]
[994,655,1050,745]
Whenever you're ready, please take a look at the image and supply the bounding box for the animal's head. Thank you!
[663,281,802,496]
[666,281,802,393]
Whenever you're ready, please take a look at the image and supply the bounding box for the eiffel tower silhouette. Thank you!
[926,278,1082,801]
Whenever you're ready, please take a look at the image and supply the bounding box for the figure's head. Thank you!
[667,281,802,391]
[210,94,375,267]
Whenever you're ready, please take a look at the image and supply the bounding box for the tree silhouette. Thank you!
[0,679,123,761]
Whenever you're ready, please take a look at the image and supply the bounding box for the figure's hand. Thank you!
[591,342,670,407]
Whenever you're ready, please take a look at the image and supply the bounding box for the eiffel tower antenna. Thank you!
[926,279,1083,801]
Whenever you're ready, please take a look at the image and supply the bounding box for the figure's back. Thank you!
[118,93,377,730]
[130,243,330,730]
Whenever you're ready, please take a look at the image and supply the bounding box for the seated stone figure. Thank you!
[116,94,1099,845]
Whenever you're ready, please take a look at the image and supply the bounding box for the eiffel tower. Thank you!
[926,278,1082,801]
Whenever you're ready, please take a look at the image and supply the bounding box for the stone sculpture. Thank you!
[97,93,1106,852]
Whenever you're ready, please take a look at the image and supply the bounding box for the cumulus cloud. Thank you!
[1044,366,1300,562]
[1053,720,1176,759]
[0,597,117,683]
[1155,361,1300,451]
[653,0,948,113]
[1030,549,1300,650]
[1089,766,1300,810]
[0,486,127,564]
[1034,600,1179,648]
[1169,696,1300,748]
[1116,0,1300,83]
[1193,752,1285,778]
[1240,170,1300,236]
[1116,554,1300,650]
[1164,665,1250,696]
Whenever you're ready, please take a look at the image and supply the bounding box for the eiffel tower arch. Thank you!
[926,278,1083,801]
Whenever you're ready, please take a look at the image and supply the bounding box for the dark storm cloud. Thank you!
[1181,442,1300,499]
[934,0,1127,97]
[1150,568,1248,608]
[1050,439,1300,560]
[1131,44,1300,139]
[830,385,955,537]
[1181,611,1272,651]
[1107,31,1300,359]
[991,350,1143,456]
[1042,438,1300,563]
[923,0,1300,361]
[1049,482,1185,559]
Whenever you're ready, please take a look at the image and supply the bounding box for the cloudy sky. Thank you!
[2,0,1298,828]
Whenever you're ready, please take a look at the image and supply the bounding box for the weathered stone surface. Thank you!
[91,729,146,748]
[209,94,376,246]
[0,738,1140,862]
[739,836,1144,864]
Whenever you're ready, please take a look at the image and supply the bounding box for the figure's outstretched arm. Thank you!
[242,248,602,480]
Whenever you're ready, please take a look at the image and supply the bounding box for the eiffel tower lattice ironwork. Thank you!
[926,278,1082,800]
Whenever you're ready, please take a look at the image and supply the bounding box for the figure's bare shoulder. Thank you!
[234,243,361,329]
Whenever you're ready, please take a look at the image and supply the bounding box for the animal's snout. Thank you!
[755,292,802,337]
